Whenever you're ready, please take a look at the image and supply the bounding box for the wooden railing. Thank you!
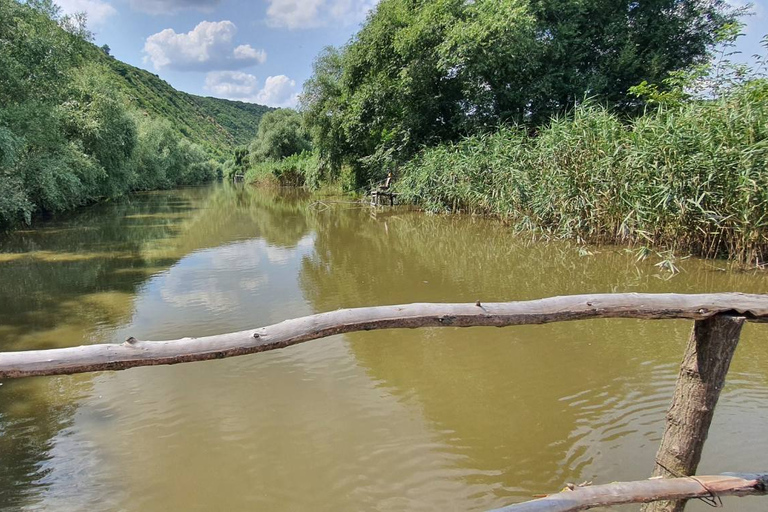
[2,293,767,511]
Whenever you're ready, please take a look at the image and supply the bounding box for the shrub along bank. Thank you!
[0,0,266,230]
[395,80,768,264]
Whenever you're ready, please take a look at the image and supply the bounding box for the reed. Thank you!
[396,80,768,264]
[245,152,321,188]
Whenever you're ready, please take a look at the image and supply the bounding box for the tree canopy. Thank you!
[300,0,740,186]
[249,109,312,163]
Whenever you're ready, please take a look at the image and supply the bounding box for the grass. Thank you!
[395,79,768,265]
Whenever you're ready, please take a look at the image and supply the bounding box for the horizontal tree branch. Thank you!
[1,293,767,379]
[488,473,768,512]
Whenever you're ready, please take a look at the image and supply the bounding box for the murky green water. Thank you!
[1,185,767,512]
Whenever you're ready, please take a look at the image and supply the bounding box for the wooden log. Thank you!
[1,293,767,379]
[642,314,746,512]
[488,473,768,512]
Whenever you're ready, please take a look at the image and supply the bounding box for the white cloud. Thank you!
[234,44,267,62]
[256,75,299,107]
[205,71,259,99]
[143,21,267,71]
[204,71,299,107]
[265,0,378,29]
[129,0,221,14]
[55,0,117,26]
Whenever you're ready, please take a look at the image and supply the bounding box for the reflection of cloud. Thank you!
[155,238,311,315]
[298,235,315,249]
[241,276,269,291]
[161,283,238,313]
[264,245,294,265]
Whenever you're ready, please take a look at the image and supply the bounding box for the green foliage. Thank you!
[132,116,216,190]
[189,96,272,148]
[102,57,270,159]
[396,80,768,264]
[301,0,739,185]
[246,151,321,189]
[0,0,228,230]
[60,64,138,197]
[249,109,312,163]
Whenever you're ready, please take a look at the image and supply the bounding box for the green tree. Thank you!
[60,65,139,197]
[300,47,347,172]
[301,0,741,184]
[249,109,311,163]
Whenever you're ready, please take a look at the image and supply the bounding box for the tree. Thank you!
[300,47,347,172]
[301,0,741,184]
[249,109,311,163]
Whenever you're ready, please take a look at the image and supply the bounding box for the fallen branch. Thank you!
[2,293,767,379]
[488,473,768,511]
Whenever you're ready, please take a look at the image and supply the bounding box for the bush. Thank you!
[397,80,768,263]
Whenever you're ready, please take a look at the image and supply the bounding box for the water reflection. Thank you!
[0,185,767,511]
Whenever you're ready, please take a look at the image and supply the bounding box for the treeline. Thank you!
[299,0,741,186]
[0,0,218,229]
[229,108,321,189]
[255,0,766,263]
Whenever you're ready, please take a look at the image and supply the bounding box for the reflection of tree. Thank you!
[0,184,314,510]
[0,376,93,510]
[298,205,768,498]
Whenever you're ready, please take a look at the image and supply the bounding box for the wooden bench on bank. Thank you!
[370,189,398,206]
[2,293,768,511]
[370,172,397,206]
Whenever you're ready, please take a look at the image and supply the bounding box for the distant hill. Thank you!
[101,53,271,159]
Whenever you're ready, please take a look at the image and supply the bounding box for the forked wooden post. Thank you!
[642,314,746,512]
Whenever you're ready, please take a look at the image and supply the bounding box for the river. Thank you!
[0,185,766,511]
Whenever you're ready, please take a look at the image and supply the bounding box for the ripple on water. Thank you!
[552,362,679,484]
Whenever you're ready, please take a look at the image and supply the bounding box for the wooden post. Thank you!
[642,314,746,512]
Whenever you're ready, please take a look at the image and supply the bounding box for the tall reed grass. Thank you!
[395,80,768,264]
[245,152,321,188]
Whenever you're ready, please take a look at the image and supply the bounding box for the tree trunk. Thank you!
[642,314,746,512]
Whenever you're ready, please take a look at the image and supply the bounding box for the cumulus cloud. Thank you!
[256,75,299,107]
[205,71,259,98]
[234,44,267,61]
[265,0,378,29]
[143,21,267,71]
[55,0,117,26]
[129,0,221,14]
[205,71,299,107]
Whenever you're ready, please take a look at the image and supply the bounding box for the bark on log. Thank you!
[1,293,767,379]
[488,473,768,512]
[642,315,746,512]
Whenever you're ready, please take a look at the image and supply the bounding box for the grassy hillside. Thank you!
[103,55,271,159]
[189,95,272,147]
[0,0,270,229]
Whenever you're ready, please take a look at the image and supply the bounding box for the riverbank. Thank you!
[243,79,768,265]
[394,80,768,265]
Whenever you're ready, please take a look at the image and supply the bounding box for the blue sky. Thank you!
[54,0,767,108]
[54,0,378,107]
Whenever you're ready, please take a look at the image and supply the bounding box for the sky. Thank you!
[53,0,767,109]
